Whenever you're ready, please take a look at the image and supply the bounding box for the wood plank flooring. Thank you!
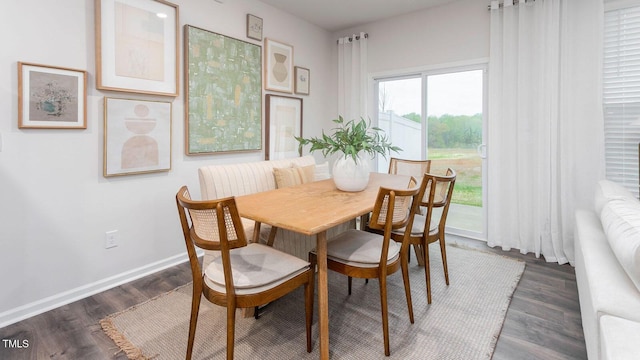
[0,240,587,359]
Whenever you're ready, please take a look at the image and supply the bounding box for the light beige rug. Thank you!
[101,245,525,359]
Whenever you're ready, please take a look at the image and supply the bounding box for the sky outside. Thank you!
[380,69,483,117]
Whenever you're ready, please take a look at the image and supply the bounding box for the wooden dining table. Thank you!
[235,172,411,359]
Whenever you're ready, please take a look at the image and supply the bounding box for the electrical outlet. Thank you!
[104,230,118,249]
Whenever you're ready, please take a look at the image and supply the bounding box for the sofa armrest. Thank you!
[575,209,640,359]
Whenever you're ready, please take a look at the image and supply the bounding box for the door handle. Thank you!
[477,144,487,159]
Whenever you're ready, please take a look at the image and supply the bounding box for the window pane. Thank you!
[376,77,423,171]
[604,6,640,197]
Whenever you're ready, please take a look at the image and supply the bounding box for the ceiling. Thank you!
[257,0,458,32]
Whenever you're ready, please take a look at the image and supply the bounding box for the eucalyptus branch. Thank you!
[296,116,401,162]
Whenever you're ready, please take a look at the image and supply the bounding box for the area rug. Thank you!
[100,245,525,359]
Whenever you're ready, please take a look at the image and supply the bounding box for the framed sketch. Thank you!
[18,62,87,129]
[103,97,172,177]
[246,14,263,41]
[95,0,179,96]
[294,66,310,95]
[264,38,293,93]
[265,94,302,160]
[184,25,262,155]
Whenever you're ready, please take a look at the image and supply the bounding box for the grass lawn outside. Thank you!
[428,148,482,207]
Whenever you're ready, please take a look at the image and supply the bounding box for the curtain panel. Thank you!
[337,32,368,121]
[487,0,604,264]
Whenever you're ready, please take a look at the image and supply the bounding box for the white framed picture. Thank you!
[104,97,172,177]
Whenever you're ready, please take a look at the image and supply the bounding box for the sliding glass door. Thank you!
[375,66,487,240]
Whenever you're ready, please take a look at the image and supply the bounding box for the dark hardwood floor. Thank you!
[0,239,586,359]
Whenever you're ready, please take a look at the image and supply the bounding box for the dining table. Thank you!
[235,171,411,359]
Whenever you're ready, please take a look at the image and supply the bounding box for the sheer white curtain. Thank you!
[337,32,368,121]
[487,0,604,264]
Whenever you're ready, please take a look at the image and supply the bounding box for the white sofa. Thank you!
[198,155,354,265]
[574,180,640,359]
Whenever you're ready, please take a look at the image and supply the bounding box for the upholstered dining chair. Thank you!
[309,182,421,356]
[175,186,314,360]
[390,169,456,304]
[388,158,432,259]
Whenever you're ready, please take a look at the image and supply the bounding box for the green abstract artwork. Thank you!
[185,25,262,154]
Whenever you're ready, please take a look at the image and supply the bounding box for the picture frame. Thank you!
[184,25,262,155]
[95,0,179,96]
[264,38,294,93]
[103,97,172,177]
[246,14,263,41]
[18,62,87,129]
[294,66,310,95]
[265,94,303,160]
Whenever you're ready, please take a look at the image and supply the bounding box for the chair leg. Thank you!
[413,243,425,266]
[226,303,236,360]
[379,275,391,356]
[186,284,202,360]
[400,247,414,324]
[305,267,315,352]
[439,235,450,285]
[348,276,352,295]
[423,239,432,304]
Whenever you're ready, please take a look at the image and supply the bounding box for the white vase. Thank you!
[332,153,371,192]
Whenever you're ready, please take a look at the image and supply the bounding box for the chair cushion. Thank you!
[273,165,315,188]
[323,229,400,267]
[204,243,310,291]
[393,212,441,237]
[600,199,640,292]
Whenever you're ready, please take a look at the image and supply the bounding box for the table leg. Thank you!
[317,231,329,359]
[252,221,261,243]
[266,226,278,246]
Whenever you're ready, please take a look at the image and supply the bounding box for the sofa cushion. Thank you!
[600,199,640,291]
[273,164,314,188]
[600,315,640,360]
[594,180,638,215]
[314,161,331,180]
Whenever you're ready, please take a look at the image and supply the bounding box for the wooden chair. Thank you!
[176,186,314,360]
[309,182,421,356]
[388,157,432,180]
[389,157,431,265]
[391,169,456,304]
[363,158,432,261]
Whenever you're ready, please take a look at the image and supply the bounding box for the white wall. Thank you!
[0,0,334,326]
[333,0,490,74]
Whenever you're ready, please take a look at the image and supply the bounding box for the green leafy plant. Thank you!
[296,116,401,162]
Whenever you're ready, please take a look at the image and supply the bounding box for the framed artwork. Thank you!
[294,66,310,95]
[246,14,263,41]
[18,62,87,129]
[265,94,302,160]
[103,97,172,177]
[264,38,294,93]
[184,25,262,155]
[95,0,179,96]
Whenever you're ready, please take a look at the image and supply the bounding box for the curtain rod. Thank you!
[487,0,535,10]
[336,33,368,44]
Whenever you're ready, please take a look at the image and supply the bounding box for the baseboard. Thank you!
[0,252,191,328]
